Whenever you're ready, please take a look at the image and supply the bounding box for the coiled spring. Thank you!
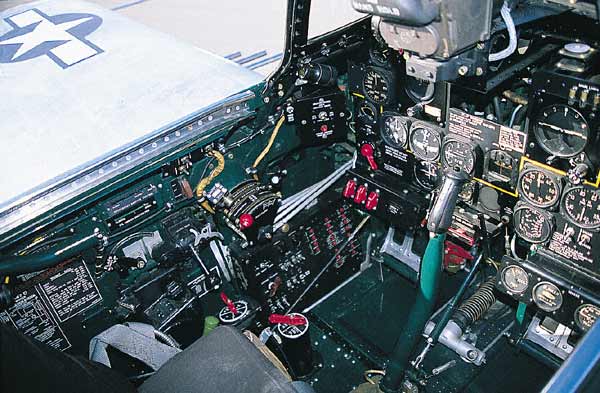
[455,278,497,325]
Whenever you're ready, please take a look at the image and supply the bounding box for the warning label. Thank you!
[39,260,102,322]
[448,108,527,154]
[0,258,102,350]
[0,290,71,351]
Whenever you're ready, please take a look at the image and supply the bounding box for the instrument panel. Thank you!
[348,41,600,340]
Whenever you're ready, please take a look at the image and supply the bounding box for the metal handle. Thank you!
[427,166,469,234]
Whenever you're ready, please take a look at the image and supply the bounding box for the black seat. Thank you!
[139,326,315,393]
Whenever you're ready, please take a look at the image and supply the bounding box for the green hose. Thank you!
[381,233,446,392]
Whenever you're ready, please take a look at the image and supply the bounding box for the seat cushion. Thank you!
[139,326,300,393]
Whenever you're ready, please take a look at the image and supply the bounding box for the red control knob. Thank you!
[239,213,254,230]
[354,185,368,204]
[365,191,379,211]
[268,313,307,326]
[343,179,357,199]
[220,292,239,315]
[360,143,378,170]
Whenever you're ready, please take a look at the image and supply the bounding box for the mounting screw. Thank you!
[458,65,469,76]
[476,67,484,76]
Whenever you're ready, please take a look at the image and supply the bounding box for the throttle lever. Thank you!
[268,313,307,325]
[427,166,469,234]
[220,292,239,315]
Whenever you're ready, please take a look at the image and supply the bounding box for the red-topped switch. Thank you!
[354,185,368,204]
[360,143,378,170]
[268,313,307,326]
[220,292,239,315]
[365,191,379,211]
[239,213,254,230]
[343,179,357,198]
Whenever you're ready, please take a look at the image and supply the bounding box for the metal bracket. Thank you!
[380,228,421,275]
[524,316,574,360]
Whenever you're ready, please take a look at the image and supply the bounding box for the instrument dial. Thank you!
[363,68,391,104]
[574,304,600,332]
[562,186,600,230]
[218,300,249,324]
[534,104,589,158]
[518,168,561,208]
[414,161,440,190]
[532,282,563,312]
[501,265,529,294]
[405,76,435,103]
[409,124,441,161]
[381,114,409,148]
[442,138,476,173]
[513,204,554,243]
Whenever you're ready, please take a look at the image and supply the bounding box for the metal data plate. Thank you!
[0,0,263,235]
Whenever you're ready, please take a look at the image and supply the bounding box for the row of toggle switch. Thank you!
[342,179,379,211]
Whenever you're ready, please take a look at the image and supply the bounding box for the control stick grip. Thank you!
[427,167,469,234]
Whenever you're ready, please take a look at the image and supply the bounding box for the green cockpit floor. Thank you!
[304,264,554,393]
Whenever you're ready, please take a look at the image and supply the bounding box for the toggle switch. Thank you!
[360,143,378,170]
[354,184,368,204]
[343,179,357,199]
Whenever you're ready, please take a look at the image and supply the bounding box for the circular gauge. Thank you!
[358,102,377,121]
[501,265,529,294]
[405,76,435,103]
[518,168,561,208]
[513,204,554,243]
[218,300,249,324]
[534,104,589,158]
[442,138,476,173]
[381,114,409,148]
[562,186,600,229]
[414,161,440,190]
[409,124,442,161]
[369,47,391,67]
[575,304,600,332]
[363,68,391,104]
[533,282,563,312]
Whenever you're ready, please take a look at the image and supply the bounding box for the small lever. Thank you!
[268,313,307,326]
[220,292,239,315]
[360,143,378,170]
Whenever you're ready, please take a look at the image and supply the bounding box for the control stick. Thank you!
[381,166,468,393]
[427,166,470,234]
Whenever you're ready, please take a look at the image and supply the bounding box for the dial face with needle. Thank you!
[562,186,600,229]
[518,168,561,208]
[409,124,442,161]
[534,104,589,157]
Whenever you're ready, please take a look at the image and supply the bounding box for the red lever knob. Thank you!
[269,313,307,326]
[354,185,368,204]
[365,191,379,211]
[343,179,357,199]
[239,213,254,230]
[360,143,378,170]
[220,292,239,315]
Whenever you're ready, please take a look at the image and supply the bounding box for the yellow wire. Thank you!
[252,116,286,179]
[195,150,225,199]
